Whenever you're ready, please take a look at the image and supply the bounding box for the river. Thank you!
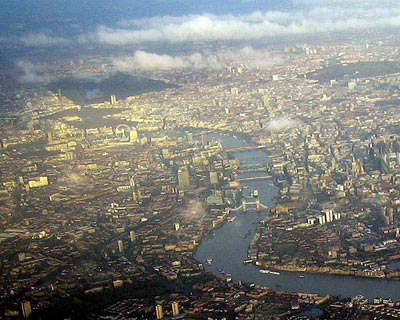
[194,133,400,301]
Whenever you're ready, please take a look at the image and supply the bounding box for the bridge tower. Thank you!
[256,200,261,211]
[242,200,247,212]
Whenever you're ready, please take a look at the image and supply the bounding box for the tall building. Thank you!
[177,167,190,189]
[21,301,32,319]
[118,240,124,253]
[130,127,138,142]
[324,210,334,223]
[171,301,180,316]
[318,215,326,225]
[156,305,163,319]
[129,231,135,242]
[110,95,117,105]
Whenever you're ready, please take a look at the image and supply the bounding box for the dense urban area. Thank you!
[2,26,400,320]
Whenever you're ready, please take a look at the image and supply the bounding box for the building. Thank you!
[210,171,219,185]
[324,210,334,223]
[21,301,32,319]
[129,231,135,242]
[172,301,179,316]
[177,167,190,189]
[118,240,124,253]
[156,304,163,319]
[130,127,138,142]
[110,95,117,105]
[18,252,26,262]
[28,176,49,188]
[317,215,326,225]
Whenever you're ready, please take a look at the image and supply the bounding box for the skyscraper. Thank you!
[118,240,124,253]
[156,304,163,319]
[110,95,117,105]
[171,301,180,316]
[21,301,32,319]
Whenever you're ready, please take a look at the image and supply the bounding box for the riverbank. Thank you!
[194,132,400,301]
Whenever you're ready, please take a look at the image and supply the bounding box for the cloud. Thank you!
[16,61,54,84]
[112,50,192,71]
[90,5,400,45]
[15,2,400,48]
[110,46,279,72]
[58,171,90,192]
[20,33,67,46]
[266,117,303,132]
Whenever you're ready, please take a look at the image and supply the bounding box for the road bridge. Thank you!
[238,175,273,182]
[225,145,266,153]
[230,199,269,212]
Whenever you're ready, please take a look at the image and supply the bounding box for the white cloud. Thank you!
[20,33,67,46]
[16,2,400,48]
[110,46,279,72]
[90,4,400,45]
[266,117,303,132]
[113,50,192,71]
[16,61,54,84]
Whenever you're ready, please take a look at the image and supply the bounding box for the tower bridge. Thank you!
[230,199,269,212]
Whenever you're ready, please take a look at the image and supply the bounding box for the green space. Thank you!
[44,106,136,129]
[47,72,178,106]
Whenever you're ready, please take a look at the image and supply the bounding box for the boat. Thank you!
[260,269,280,275]
[243,259,253,264]
[299,275,305,279]
[206,258,213,265]
[226,273,232,282]
[227,216,237,222]
[270,271,280,275]
[252,189,259,197]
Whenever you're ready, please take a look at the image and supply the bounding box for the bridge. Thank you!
[236,163,270,174]
[225,145,266,153]
[238,175,273,182]
[230,199,269,212]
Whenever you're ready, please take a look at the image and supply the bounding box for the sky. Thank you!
[4,0,400,44]
[3,0,400,77]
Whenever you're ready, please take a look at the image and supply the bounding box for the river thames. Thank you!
[195,133,400,301]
